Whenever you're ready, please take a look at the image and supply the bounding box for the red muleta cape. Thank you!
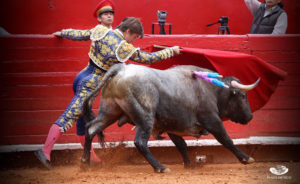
[136,46,287,112]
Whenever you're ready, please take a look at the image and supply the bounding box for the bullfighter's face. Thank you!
[98,12,114,28]
[123,29,140,43]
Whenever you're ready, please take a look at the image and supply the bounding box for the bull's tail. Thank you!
[83,63,125,133]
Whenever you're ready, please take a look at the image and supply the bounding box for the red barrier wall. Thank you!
[1,34,300,146]
[0,0,299,35]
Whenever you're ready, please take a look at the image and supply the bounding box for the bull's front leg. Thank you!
[168,133,193,169]
[204,119,255,164]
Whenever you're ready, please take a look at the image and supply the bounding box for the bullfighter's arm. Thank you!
[130,48,175,64]
[116,41,178,64]
[60,28,92,41]
[59,25,110,41]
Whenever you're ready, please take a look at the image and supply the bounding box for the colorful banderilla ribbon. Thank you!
[193,71,229,88]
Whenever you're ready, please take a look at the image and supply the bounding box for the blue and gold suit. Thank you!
[56,25,175,133]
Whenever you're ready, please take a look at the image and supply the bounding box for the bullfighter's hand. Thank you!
[53,31,62,37]
[172,46,181,55]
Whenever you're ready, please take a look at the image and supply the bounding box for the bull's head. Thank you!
[220,77,260,125]
[192,70,260,125]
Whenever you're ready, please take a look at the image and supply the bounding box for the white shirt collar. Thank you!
[264,4,277,11]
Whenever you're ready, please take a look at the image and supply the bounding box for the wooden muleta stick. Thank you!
[153,45,183,50]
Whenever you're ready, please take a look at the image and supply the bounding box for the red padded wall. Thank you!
[1,34,300,145]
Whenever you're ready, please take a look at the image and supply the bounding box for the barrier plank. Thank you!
[252,51,300,63]
[2,72,76,86]
[0,35,90,48]
[1,47,89,61]
[248,35,300,51]
[1,97,101,111]
[1,85,73,98]
[1,59,85,73]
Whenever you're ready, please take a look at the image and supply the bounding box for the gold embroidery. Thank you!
[90,25,110,41]
[116,41,138,62]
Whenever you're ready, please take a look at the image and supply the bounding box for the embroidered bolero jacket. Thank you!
[61,25,174,70]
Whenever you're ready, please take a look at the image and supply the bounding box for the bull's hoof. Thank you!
[80,157,90,165]
[155,167,171,173]
[241,157,255,164]
[247,157,255,164]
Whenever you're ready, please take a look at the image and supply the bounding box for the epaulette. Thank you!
[90,25,111,41]
[116,40,140,62]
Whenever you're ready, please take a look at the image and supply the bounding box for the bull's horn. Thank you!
[231,78,260,91]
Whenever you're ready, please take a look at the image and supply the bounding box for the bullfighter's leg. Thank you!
[204,118,254,164]
[35,65,104,169]
[134,125,170,173]
[168,133,193,169]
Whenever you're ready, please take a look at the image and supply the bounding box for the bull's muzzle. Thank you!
[231,78,260,91]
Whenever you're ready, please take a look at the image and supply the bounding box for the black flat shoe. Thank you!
[34,149,51,169]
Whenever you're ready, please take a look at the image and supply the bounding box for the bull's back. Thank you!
[108,64,213,105]
[105,64,215,106]
[114,64,197,96]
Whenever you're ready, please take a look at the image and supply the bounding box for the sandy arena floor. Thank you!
[1,161,299,184]
[1,145,299,184]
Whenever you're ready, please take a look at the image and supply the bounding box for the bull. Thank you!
[81,63,260,173]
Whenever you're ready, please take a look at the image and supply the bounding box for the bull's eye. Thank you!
[230,88,240,96]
